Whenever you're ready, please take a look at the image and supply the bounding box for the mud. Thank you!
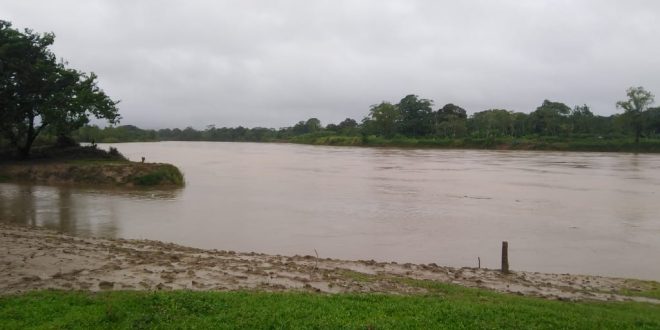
[1,223,658,304]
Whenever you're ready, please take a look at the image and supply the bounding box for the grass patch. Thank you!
[337,269,379,283]
[290,134,660,153]
[0,290,659,329]
[618,280,660,300]
[131,164,185,186]
[65,159,129,165]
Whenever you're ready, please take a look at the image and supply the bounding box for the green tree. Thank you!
[0,20,119,158]
[398,95,434,136]
[435,104,468,138]
[529,100,571,136]
[436,103,467,121]
[337,118,358,132]
[469,109,514,137]
[616,86,655,143]
[569,105,594,134]
[511,112,529,137]
[292,118,322,135]
[644,107,660,137]
[305,118,322,133]
[368,102,400,138]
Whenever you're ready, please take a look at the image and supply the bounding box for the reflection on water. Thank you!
[0,183,181,237]
[1,142,660,280]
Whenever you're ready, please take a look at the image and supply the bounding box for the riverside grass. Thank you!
[289,133,660,153]
[1,286,659,329]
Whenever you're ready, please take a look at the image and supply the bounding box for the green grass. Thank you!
[1,288,659,329]
[618,280,660,300]
[289,134,660,153]
[131,164,185,186]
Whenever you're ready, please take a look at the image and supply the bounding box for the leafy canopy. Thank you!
[0,20,120,158]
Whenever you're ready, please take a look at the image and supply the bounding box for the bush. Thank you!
[131,164,184,186]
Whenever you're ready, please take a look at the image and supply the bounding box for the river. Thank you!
[1,142,659,280]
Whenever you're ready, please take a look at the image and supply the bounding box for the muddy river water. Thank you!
[1,142,659,280]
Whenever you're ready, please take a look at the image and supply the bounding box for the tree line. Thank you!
[2,20,659,158]
[71,89,658,144]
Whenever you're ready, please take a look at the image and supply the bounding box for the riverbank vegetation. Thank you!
[1,21,659,154]
[1,289,659,329]
[64,88,660,152]
[0,21,183,187]
[0,146,184,187]
[0,21,119,160]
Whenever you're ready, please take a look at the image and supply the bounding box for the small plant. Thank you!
[109,147,120,157]
[131,164,184,186]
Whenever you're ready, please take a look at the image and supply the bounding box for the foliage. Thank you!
[529,100,572,136]
[66,86,658,149]
[398,94,435,136]
[364,101,400,137]
[131,164,184,186]
[617,87,655,143]
[0,20,119,159]
[468,109,515,138]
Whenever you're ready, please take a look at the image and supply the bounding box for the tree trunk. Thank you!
[18,146,31,160]
[15,115,46,160]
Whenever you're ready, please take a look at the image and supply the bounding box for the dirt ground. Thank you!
[1,223,658,303]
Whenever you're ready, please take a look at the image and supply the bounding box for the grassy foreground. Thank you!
[2,284,659,329]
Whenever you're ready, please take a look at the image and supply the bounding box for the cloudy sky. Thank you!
[2,1,660,129]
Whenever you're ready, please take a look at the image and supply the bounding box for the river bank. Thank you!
[289,134,660,153]
[0,161,184,187]
[1,223,658,303]
[0,146,184,187]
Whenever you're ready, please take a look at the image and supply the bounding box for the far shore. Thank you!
[88,136,660,154]
[1,222,658,304]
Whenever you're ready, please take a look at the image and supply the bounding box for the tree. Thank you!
[305,118,322,133]
[436,103,467,121]
[337,118,358,131]
[435,103,467,138]
[616,86,655,143]
[569,105,594,134]
[398,95,434,136]
[469,109,514,137]
[644,107,660,137]
[291,118,322,135]
[529,100,571,136]
[367,102,400,137]
[0,20,119,158]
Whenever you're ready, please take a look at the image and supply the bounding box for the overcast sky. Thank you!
[2,1,660,129]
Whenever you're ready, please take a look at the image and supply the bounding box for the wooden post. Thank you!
[501,241,509,274]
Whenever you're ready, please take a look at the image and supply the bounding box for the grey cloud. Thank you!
[2,0,659,128]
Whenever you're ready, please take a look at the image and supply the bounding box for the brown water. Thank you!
[1,142,659,280]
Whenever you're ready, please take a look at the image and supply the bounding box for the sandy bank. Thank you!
[0,223,657,303]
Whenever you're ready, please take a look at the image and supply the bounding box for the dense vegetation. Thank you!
[65,89,660,152]
[1,287,659,329]
[0,20,119,159]
[2,20,658,154]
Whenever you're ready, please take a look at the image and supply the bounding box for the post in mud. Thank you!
[501,241,509,274]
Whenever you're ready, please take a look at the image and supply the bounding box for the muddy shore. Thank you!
[1,223,658,303]
[0,161,184,187]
